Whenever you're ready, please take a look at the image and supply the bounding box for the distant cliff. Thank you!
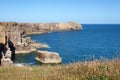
[0,22,82,34]
[0,22,82,45]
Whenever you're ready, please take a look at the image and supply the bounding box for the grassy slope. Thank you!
[0,60,120,80]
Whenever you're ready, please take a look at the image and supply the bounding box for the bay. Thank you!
[15,24,120,65]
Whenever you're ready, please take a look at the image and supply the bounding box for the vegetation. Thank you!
[0,59,120,80]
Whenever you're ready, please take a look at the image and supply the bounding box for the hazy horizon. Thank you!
[0,0,120,24]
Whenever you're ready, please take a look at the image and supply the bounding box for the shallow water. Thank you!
[15,24,120,65]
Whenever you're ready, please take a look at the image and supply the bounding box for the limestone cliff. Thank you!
[0,22,82,45]
[0,22,82,53]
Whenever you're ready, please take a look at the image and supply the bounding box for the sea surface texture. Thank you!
[15,24,120,65]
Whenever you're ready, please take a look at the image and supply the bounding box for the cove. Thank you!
[15,24,120,65]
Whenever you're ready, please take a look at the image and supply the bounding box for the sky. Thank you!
[0,0,120,24]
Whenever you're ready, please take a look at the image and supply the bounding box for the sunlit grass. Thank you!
[0,59,120,80]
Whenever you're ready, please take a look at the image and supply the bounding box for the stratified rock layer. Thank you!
[0,26,5,44]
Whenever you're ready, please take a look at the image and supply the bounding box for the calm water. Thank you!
[15,24,120,65]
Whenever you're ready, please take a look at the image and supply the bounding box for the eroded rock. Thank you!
[35,50,62,64]
[1,48,13,67]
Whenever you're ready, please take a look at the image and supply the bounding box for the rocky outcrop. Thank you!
[35,51,62,64]
[58,22,82,30]
[1,48,13,67]
[30,42,49,48]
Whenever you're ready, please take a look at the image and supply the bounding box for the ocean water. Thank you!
[15,24,120,65]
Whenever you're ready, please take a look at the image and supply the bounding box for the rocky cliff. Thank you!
[0,26,5,44]
[0,22,82,45]
[0,22,82,53]
[0,22,82,34]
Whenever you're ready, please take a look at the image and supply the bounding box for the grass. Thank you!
[0,59,120,80]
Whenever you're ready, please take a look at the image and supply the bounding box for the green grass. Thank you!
[0,59,120,80]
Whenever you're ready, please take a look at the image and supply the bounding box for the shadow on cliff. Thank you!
[0,43,7,65]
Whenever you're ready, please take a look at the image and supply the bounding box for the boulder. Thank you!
[35,51,62,64]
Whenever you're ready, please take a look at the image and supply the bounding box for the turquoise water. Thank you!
[15,24,120,65]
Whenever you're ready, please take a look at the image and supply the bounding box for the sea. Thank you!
[15,24,120,65]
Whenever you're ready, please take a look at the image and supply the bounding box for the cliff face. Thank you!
[0,22,82,46]
[0,26,5,44]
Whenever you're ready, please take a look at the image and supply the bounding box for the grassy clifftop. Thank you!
[0,59,120,80]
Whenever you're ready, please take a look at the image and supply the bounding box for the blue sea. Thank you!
[15,24,120,65]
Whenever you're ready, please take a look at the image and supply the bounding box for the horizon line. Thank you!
[0,21,120,25]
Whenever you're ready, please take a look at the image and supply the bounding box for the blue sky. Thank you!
[0,0,120,24]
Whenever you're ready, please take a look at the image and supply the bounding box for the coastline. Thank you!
[0,21,82,54]
[0,21,82,64]
[1,23,120,80]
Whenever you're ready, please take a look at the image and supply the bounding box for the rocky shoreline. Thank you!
[0,22,82,54]
[15,40,49,54]
[0,21,82,64]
